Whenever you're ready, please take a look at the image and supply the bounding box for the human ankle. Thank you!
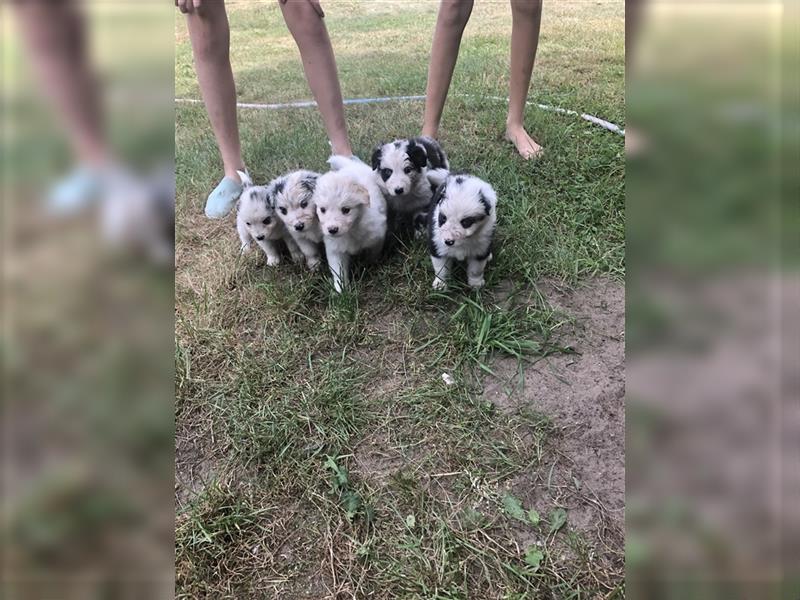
[223,167,245,183]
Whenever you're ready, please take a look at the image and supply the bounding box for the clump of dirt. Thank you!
[483,277,625,545]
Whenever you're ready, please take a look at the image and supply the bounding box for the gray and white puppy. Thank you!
[371,136,449,227]
[427,171,497,290]
[236,170,301,266]
[273,170,323,270]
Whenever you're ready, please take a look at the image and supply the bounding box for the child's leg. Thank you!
[185,1,245,183]
[279,0,352,156]
[506,0,544,159]
[421,0,475,139]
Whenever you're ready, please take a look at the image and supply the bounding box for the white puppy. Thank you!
[236,171,301,266]
[427,172,497,290]
[314,158,388,292]
[272,170,323,270]
[370,136,449,228]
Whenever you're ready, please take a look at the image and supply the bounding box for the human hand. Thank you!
[175,0,202,14]
[278,0,325,19]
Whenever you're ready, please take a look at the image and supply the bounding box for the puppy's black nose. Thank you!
[444,239,455,246]
[256,235,265,241]
[394,187,404,195]
[294,223,305,231]
[328,226,339,235]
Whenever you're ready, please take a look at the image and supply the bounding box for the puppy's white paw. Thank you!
[266,255,281,267]
[240,243,252,255]
[307,257,321,271]
[432,278,448,291]
[289,252,304,264]
[468,277,485,289]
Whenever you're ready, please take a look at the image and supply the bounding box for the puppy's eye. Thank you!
[438,213,447,226]
[380,168,392,181]
[246,222,251,226]
[300,200,308,209]
[319,207,326,214]
[460,217,475,229]
[342,207,351,215]
[279,207,287,215]
[263,217,271,225]
[403,166,412,174]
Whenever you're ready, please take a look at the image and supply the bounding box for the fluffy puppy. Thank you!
[314,158,388,292]
[371,136,449,226]
[236,171,301,266]
[427,172,497,290]
[273,170,323,270]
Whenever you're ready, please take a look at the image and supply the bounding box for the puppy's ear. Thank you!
[406,140,428,171]
[478,192,491,215]
[347,181,371,207]
[370,144,383,171]
[237,170,253,188]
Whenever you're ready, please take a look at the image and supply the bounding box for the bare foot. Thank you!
[505,124,543,160]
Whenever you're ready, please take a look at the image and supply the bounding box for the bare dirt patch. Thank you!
[483,277,624,555]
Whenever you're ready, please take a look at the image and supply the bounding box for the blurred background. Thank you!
[1,0,796,598]
[626,0,798,597]
[2,1,175,598]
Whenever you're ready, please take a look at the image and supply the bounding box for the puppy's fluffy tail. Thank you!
[327,154,365,171]
[426,168,449,188]
[237,170,253,187]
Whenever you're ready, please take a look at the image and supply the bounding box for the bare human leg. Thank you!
[279,0,352,157]
[421,0,475,139]
[12,0,112,167]
[505,0,544,159]
[185,1,245,183]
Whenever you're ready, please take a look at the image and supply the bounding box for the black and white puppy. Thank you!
[371,136,449,227]
[427,172,497,290]
[236,171,302,266]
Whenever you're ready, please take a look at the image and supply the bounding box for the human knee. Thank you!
[280,0,325,41]
[438,0,474,30]
[510,0,542,19]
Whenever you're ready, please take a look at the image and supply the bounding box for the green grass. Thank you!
[176,1,624,597]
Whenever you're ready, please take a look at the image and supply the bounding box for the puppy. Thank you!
[272,170,323,270]
[314,158,388,292]
[236,171,302,266]
[371,136,449,229]
[427,172,497,290]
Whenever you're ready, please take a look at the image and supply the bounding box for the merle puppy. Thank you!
[427,172,497,290]
[273,170,323,270]
[235,171,302,266]
[371,136,449,231]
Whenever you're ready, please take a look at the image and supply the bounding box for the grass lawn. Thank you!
[175,1,624,598]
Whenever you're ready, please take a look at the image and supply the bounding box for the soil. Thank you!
[483,277,625,549]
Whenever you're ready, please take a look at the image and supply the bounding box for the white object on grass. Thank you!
[175,94,625,137]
